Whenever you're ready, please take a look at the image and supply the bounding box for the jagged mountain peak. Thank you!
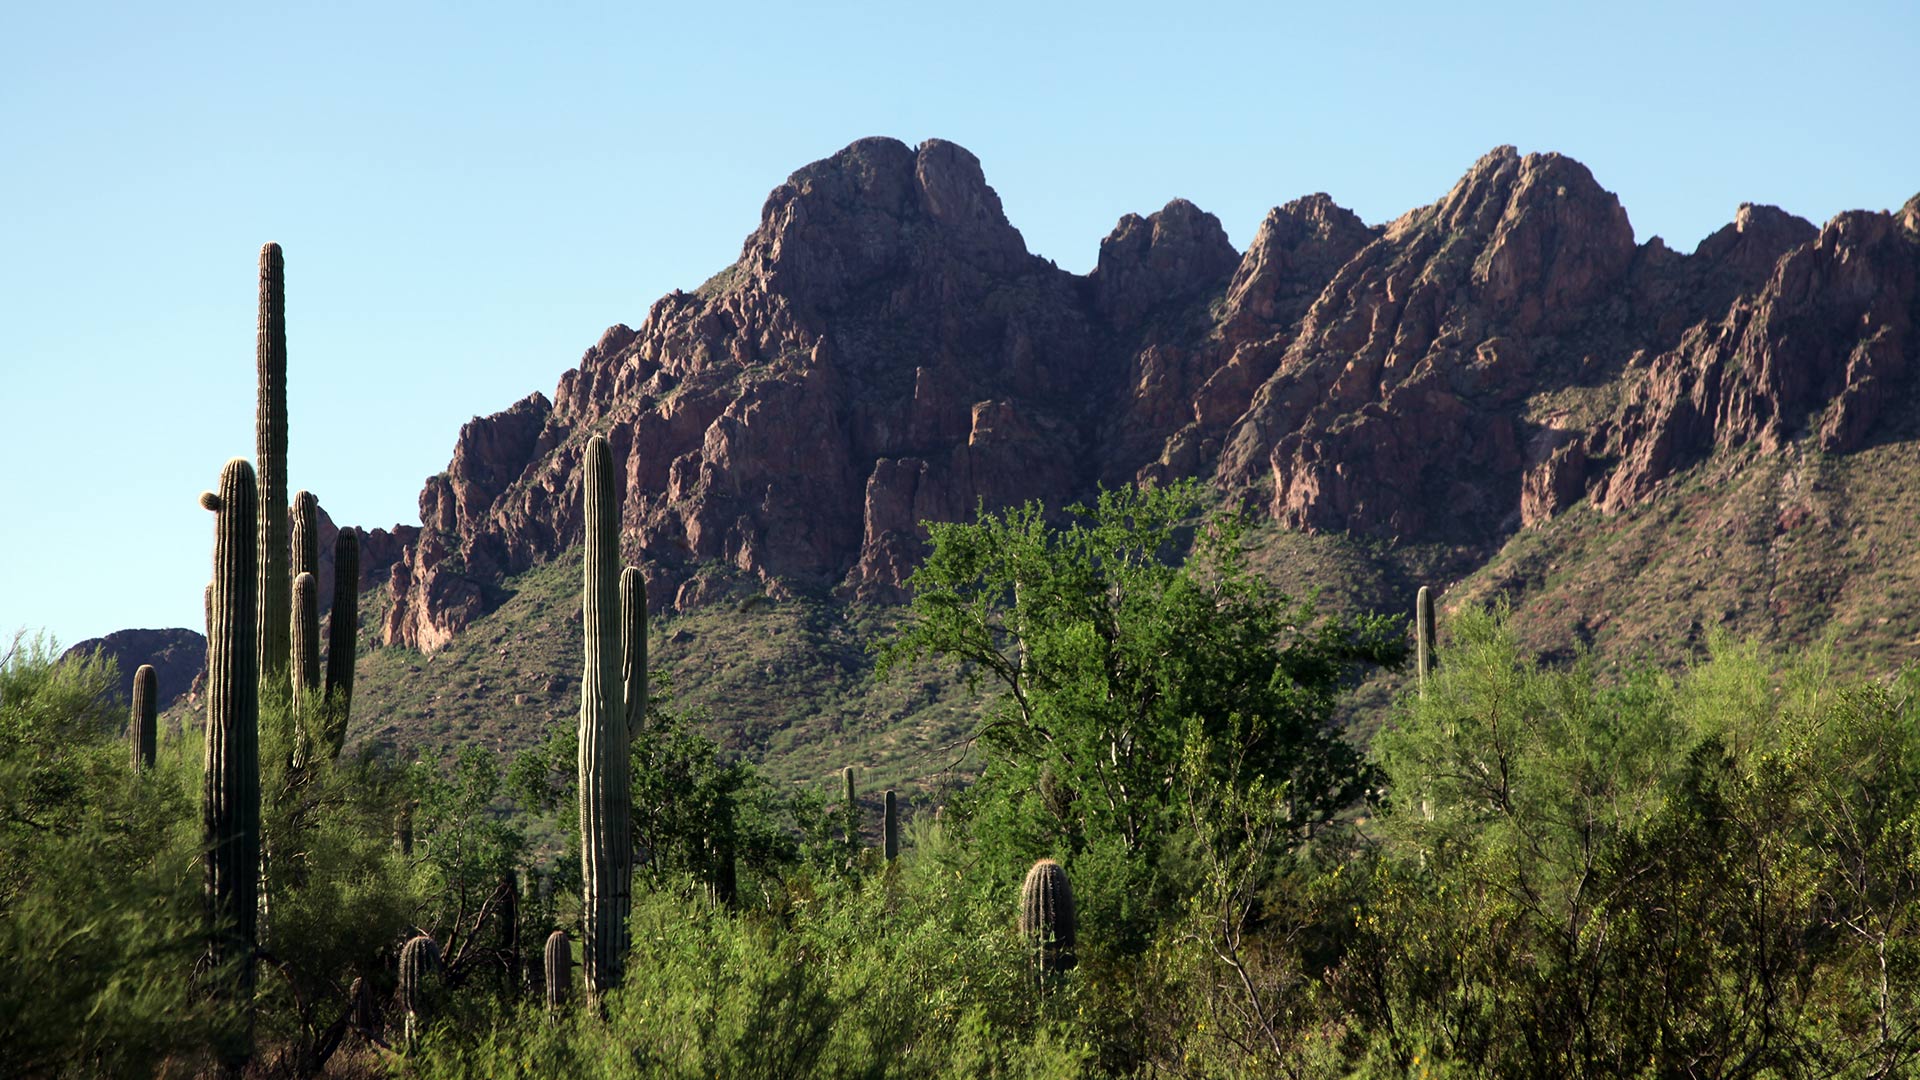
[356,138,1918,673]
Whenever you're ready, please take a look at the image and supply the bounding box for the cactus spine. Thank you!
[397,934,441,1048]
[202,459,261,1063]
[1019,858,1077,973]
[620,566,648,739]
[543,929,571,1014]
[256,242,290,686]
[578,435,631,998]
[883,788,898,862]
[130,663,157,772]
[321,529,359,758]
[291,571,320,714]
[1416,585,1436,693]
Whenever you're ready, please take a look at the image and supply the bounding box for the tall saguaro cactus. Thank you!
[256,242,291,687]
[321,529,359,758]
[620,566,648,739]
[130,663,158,772]
[1019,858,1077,974]
[202,459,261,1062]
[578,435,630,998]
[1416,585,1436,693]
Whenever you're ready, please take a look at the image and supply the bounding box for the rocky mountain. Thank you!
[361,138,1918,672]
[62,628,206,713]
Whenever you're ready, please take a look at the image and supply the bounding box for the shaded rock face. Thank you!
[368,138,1920,651]
[62,628,205,713]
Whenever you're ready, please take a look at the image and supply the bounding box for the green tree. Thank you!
[0,633,219,1078]
[879,482,1400,865]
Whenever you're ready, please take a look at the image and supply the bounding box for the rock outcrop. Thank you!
[363,138,1920,652]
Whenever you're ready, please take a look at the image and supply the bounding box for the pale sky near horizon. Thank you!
[3,0,1916,653]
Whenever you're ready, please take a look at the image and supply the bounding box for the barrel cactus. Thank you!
[202,459,261,1063]
[578,435,631,998]
[620,566,648,739]
[130,663,157,772]
[255,242,290,687]
[321,528,359,758]
[1019,858,1076,973]
[544,929,571,1014]
[397,934,442,1048]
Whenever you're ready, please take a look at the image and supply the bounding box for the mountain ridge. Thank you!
[119,138,1920,775]
[363,137,1917,659]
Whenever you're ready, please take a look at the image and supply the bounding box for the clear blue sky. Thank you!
[3,0,1915,652]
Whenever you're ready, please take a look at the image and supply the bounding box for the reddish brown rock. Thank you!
[344,138,1917,656]
[1090,199,1239,327]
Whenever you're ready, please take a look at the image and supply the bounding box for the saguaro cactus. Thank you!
[620,566,648,739]
[544,930,571,1014]
[130,663,157,772]
[291,490,319,580]
[397,934,441,1048]
[1416,585,1436,693]
[883,788,899,862]
[202,459,261,1062]
[291,571,320,714]
[842,765,858,850]
[256,242,290,687]
[349,975,379,1036]
[1019,858,1077,973]
[321,529,359,758]
[498,872,521,994]
[578,435,631,998]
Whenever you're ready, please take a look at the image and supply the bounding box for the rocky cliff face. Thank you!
[367,137,1920,653]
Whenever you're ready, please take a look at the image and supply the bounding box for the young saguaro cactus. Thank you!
[201,459,261,1062]
[1416,585,1436,693]
[291,571,320,714]
[130,663,157,772]
[544,929,571,1014]
[321,529,359,758]
[498,872,522,994]
[883,788,899,862]
[578,435,631,998]
[256,242,291,687]
[842,765,858,849]
[397,934,442,1048]
[1019,858,1077,974]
